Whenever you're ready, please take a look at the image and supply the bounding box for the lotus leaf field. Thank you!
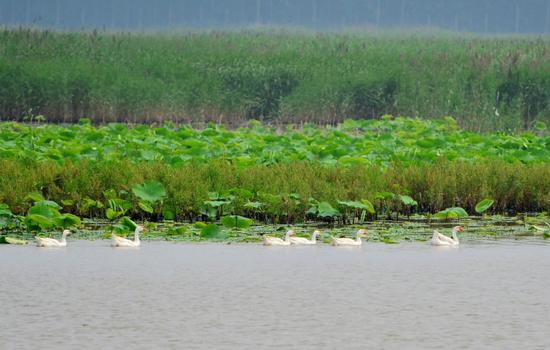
[1,117,549,166]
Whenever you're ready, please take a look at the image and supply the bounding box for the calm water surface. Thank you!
[1,241,549,349]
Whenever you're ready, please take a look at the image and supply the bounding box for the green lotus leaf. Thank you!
[200,224,228,240]
[54,214,81,229]
[475,199,494,214]
[221,215,253,229]
[132,181,166,203]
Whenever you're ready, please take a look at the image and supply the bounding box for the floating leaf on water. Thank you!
[1,236,28,245]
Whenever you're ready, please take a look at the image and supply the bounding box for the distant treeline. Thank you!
[1,29,550,130]
[2,0,550,34]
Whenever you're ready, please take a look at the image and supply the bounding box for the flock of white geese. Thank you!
[34,225,465,248]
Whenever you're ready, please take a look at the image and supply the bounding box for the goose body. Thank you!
[331,229,367,246]
[431,226,464,246]
[263,230,295,246]
[111,225,144,248]
[36,230,71,247]
[290,230,321,245]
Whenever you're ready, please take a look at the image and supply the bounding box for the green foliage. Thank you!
[399,195,418,207]
[53,214,81,229]
[200,224,228,240]
[111,216,138,234]
[23,199,81,232]
[132,181,167,203]
[0,117,548,167]
[138,201,154,214]
[316,202,340,219]
[475,199,495,214]
[435,207,469,220]
[0,127,549,224]
[0,203,20,230]
[2,30,550,130]
[220,215,253,229]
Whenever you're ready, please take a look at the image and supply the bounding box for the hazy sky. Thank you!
[1,0,549,34]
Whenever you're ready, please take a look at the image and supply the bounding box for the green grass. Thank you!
[0,158,548,222]
[2,29,550,130]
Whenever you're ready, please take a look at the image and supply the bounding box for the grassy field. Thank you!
[0,118,548,226]
[1,29,550,131]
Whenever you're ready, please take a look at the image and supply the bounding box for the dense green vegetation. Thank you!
[0,158,548,220]
[0,117,548,225]
[2,29,550,130]
[1,117,549,166]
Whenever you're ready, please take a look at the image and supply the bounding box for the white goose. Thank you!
[431,226,464,246]
[111,225,144,248]
[331,229,367,246]
[263,230,295,246]
[36,230,71,247]
[290,230,321,245]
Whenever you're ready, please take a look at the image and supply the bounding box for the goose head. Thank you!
[453,226,465,233]
[62,229,72,236]
[357,229,368,237]
[286,230,296,236]
[312,230,321,237]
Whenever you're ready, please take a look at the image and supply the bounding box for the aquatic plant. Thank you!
[435,207,469,220]
[23,199,81,233]
[220,216,253,229]
[475,199,495,215]
[200,224,228,240]
[0,118,549,167]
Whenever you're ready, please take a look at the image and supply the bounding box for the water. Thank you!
[1,241,549,349]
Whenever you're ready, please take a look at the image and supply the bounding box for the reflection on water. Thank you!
[1,241,549,349]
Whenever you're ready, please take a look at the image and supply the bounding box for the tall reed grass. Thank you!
[1,29,550,131]
[0,159,548,222]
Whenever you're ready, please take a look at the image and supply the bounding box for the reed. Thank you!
[1,29,550,130]
[0,159,548,222]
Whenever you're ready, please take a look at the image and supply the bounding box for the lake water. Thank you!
[1,241,549,349]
